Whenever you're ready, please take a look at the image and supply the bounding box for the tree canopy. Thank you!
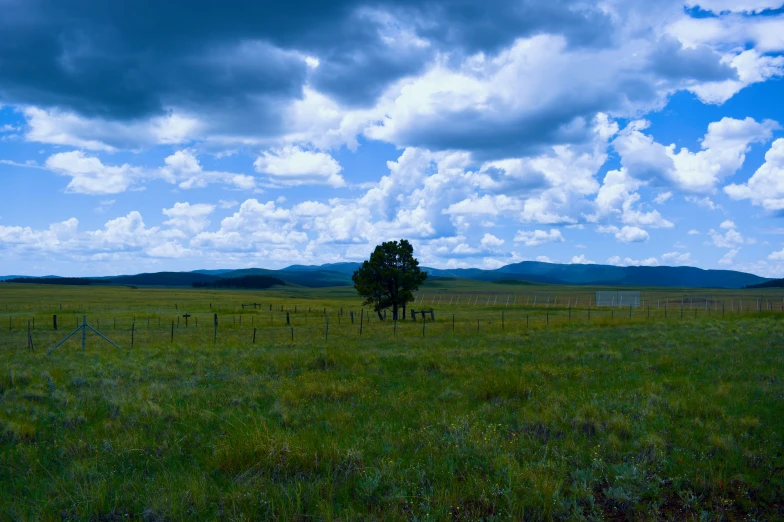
[352,239,427,320]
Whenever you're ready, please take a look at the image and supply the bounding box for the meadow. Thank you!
[0,281,782,521]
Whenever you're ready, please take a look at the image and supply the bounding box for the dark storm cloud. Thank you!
[0,0,746,156]
[400,0,616,53]
[0,0,619,122]
[649,38,738,82]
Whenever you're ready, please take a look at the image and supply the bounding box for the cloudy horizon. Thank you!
[2,0,784,277]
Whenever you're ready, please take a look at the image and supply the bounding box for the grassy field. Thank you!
[0,282,783,520]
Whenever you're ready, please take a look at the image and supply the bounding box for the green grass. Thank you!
[0,283,782,520]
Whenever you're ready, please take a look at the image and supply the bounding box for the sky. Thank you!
[1,0,784,277]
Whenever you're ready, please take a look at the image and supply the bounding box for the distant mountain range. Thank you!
[1,261,771,289]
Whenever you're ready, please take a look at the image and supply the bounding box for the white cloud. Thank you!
[536,255,552,263]
[654,191,673,204]
[571,254,595,264]
[724,138,784,211]
[513,229,564,246]
[769,248,784,261]
[0,218,79,251]
[162,202,215,235]
[688,51,784,104]
[191,199,308,252]
[688,229,701,235]
[708,227,752,248]
[45,151,142,194]
[614,117,778,193]
[162,150,256,190]
[479,233,504,249]
[86,211,161,250]
[145,242,196,259]
[598,225,650,243]
[719,219,736,229]
[253,146,345,187]
[616,226,650,243]
[42,149,256,194]
[592,168,674,230]
[23,107,202,151]
[662,251,693,265]
[685,196,722,210]
[95,199,116,213]
[607,256,659,266]
[719,248,740,265]
[293,201,333,217]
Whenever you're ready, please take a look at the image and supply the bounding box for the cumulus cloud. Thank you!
[3,2,784,273]
[725,138,784,211]
[162,202,215,235]
[192,199,308,252]
[45,151,143,195]
[571,254,595,264]
[613,117,778,193]
[597,225,650,243]
[685,196,722,210]
[479,233,505,249]
[23,107,202,151]
[41,149,256,194]
[719,248,740,264]
[607,256,659,266]
[688,229,700,235]
[253,146,345,187]
[513,229,564,246]
[592,168,674,232]
[162,150,256,190]
[708,226,752,248]
[662,251,694,265]
[0,218,79,252]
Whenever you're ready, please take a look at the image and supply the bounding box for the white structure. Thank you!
[596,290,641,308]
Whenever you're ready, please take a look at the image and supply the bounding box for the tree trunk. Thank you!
[393,304,399,321]
[377,309,384,320]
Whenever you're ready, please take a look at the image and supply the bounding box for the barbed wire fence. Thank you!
[1,290,782,352]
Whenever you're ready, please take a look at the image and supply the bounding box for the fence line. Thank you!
[1,302,781,352]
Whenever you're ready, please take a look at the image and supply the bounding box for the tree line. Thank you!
[192,275,285,289]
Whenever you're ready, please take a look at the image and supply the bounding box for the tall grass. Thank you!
[0,284,782,520]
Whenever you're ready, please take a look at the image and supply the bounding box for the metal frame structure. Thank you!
[47,315,121,355]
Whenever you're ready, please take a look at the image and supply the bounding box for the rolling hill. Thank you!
[1,261,771,289]
[425,261,769,288]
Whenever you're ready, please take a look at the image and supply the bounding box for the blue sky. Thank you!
[1,0,784,277]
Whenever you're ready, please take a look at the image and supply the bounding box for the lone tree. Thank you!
[352,239,427,320]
